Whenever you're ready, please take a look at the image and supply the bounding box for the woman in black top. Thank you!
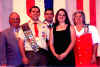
[49,8,76,67]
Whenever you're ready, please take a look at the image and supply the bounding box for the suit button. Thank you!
[80,62,82,64]
[79,54,82,56]
[78,47,80,50]
[78,40,80,42]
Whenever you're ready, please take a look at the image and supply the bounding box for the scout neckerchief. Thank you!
[34,23,39,37]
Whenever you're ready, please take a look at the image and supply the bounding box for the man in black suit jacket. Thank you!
[0,12,22,67]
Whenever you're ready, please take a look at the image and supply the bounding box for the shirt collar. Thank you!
[44,20,53,25]
[29,19,41,24]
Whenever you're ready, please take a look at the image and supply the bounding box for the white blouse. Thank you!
[74,25,100,44]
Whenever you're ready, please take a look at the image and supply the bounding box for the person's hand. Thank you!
[53,53,60,60]
[91,55,96,64]
[22,56,29,64]
[58,53,67,61]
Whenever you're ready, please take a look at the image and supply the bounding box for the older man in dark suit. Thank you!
[0,12,22,67]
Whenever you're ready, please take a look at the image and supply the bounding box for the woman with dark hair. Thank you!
[73,10,100,67]
[49,8,76,66]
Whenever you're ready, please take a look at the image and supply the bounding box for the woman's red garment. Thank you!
[74,33,97,67]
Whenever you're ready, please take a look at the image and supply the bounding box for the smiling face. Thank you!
[9,12,20,28]
[44,10,54,22]
[74,13,83,25]
[55,9,70,26]
[57,11,66,23]
[29,7,40,21]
